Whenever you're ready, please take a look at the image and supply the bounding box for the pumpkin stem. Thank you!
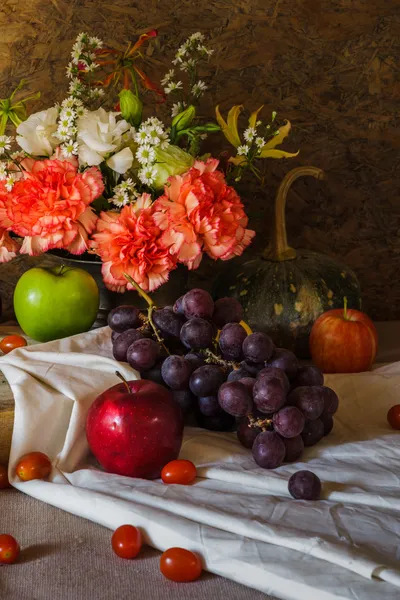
[263,166,325,262]
[343,296,348,320]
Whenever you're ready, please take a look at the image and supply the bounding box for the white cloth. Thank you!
[1,327,400,600]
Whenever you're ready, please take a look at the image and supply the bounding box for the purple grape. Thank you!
[189,365,226,397]
[242,332,274,364]
[282,435,304,462]
[288,386,325,421]
[113,328,144,362]
[227,367,249,382]
[153,307,185,339]
[265,348,299,380]
[257,367,290,393]
[292,366,324,388]
[141,361,164,386]
[252,431,286,469]
[218,381,253,417]
[301,419,324,447]
[111,330,120,343]
[180,318,214,349]
[321,386,339,416]
[219,323,247,361]
[253,376,287,414]
[241,361,265,376]
[273,406,305,438]
[161,355,192,390]
[126,338,160,370]
[239,377,256,394]
[212,297,243,328]
[184,353,205,371]
[195,410,235,431]
[198,395,221,416]
[182,288,214,320]
[108,305,142,332]
[173,295,185,315]
[320,413,334,436]
[237,419,261,449]
[172,389,196,414]
[288,470,321,500]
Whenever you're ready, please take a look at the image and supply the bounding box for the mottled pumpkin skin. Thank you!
[214,250,361,358]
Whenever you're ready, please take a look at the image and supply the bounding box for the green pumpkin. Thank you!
[214,167,362,358]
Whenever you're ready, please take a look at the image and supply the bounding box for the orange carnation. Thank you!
[0,159,104,256]
[91,194,177,293]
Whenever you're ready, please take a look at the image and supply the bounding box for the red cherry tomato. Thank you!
[387,405,400,430]
[161,460,197,485]
[0,335,27,355]
[16,452,52,482]
[0,534,20,564]
[160,547,202,582]
[111,525,142,559]
[0,465,10,489]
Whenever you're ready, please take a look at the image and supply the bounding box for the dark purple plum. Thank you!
[288,470,321,500]
[242,332,274,364]
[218,381,253,417]
[219,323,247,361]
[273,406,305,438]
[161,355,192,390]
[126,338,160,371]
[180,318,214,349]
[189,365,226,397]
[182,289,214,320]
[253,376,287,414]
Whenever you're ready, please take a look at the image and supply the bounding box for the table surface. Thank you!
[1,321,398,600]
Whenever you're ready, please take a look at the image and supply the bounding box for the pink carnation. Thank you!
[91,194,177,293]
[0,229,20,263]
[153,158,255,268]
[0,159,104,256]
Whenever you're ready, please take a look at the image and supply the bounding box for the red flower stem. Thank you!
[123,273,170,355]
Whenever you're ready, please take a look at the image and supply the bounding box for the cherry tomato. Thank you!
[388,405,400,430]
[111,525,142,559]
[15,452,52,482]
[160,547,202,582]
[0,335,27,355]
[0,465,11,489]
[161,460,197,485]
[0,534,20,564]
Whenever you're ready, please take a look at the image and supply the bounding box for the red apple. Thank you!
[86,378,184,479]
[309,299,378,373]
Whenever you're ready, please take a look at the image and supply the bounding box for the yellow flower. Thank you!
[215,104,299,166]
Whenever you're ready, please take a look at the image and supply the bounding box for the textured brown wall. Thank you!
[1,0,399,319]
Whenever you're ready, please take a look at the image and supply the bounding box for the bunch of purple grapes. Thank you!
[108,288,339,472]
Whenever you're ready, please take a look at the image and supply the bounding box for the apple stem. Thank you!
[122,273,170,356]
[58,264,66,276]
[343,296,348,320]
[115,371,131,393]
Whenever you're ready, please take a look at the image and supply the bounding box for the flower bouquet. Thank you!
[0,30,296,295]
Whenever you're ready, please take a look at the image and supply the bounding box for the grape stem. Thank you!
[248,415,273,432]
[200,348,240,371]
[123,273,170,356]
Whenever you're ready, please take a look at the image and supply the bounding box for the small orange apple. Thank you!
[310,298,378,373]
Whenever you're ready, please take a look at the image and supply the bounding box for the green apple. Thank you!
[13,265,100,342]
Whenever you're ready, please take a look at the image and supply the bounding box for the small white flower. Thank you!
[191,80,207,97]
[60,107,76,121]
[0,136,13,155]
[164,81,183,95]
[145,117,164,128]
[61,97,76,109]
[189,32,205,43]
[138,166,157,186]
[89,36,103,48]
[171,101,187,117]
[243,127,256,143]
[61,140,79,157]
[85,62,98,73]
[119,178,136,192]
[75,105,87,118]
[56,126,71,141]
[161,69,175,86]
[111,189,130,208]
[255,136,266,149]
[134,128,151,145]
[174,47,187,64]
[76,32,88,44]
[71,49,82,64]
[256,120,262,127]
[159,132,170,150]
[0,163,7,180]
[237,145,250,156]
[136,144,156,165]
[198,45,214,57]
[66,62,77,79]
[146,125,165,146]
[180,58,196,72]
[69,78,83,95]
[5,174,16,191]
[89,87,104,98]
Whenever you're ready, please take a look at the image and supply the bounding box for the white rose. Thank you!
[77,108,133,173]
[16,107,59,156]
